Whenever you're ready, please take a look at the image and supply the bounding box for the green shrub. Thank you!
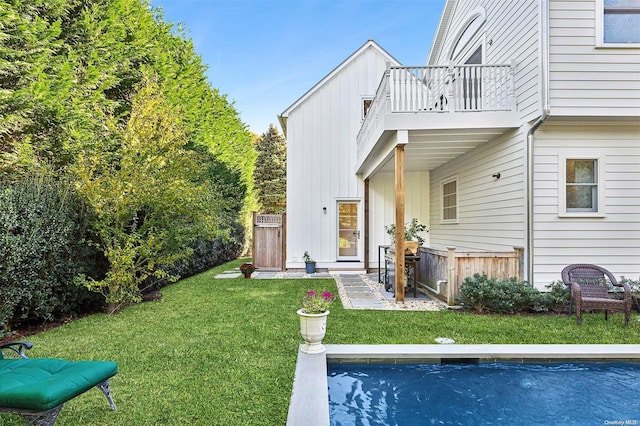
[0,173,104,336]
[543,280,571,313]
[459,273,548,314]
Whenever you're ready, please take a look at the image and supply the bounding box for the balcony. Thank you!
[356,63,519,177]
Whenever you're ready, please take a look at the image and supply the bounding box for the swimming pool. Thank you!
[328,361,640,425]
[286,344,640,425]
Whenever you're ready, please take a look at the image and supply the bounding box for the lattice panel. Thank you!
[255,214,282,227]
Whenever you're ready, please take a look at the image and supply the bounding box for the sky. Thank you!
[148,0,447,135]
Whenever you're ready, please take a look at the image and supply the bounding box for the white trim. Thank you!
[280,40,401,119]
[336,200,362,261]
[449,6,487,62]
[595,0,640,48]
[558,155,606,218]
[361,96,374,121]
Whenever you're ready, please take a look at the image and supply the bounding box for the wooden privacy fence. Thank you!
[416,246,524,305]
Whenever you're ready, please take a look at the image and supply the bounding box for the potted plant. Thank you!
[385,218,427,244]
[296,290,334,354]
[239,263,256,278]
[303,251,316,274]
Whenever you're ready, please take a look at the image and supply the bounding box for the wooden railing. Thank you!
[416,246,524,305]
[357,62,516,150]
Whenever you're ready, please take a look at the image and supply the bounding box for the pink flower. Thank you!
[307,290,316,296]
[322,292,332,300]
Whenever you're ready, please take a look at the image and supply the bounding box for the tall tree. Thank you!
[254,124,286,213]
[73,76,221,313]
[0,0,258,313]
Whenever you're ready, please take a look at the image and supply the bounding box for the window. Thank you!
[450,7,486,61]
[442,177,458,222]
[560,158,605,217]
[597,0,640,46]
[566,159,598,212]
[362,98,373,120]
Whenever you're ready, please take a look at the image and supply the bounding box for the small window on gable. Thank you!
[561,158,605,217]
[362,98,373,120]
[597,0,640,46]
[442,177,458,223]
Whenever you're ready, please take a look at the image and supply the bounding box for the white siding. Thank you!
[368,171,430,268]
[429,128,527,252]
[430,0,541,122]
[548,0,640,117]
[285,44,393,268]
[533,122,640,287]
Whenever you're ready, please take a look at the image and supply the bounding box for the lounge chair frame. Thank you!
[0,341,116,426]
[561,263,631,326]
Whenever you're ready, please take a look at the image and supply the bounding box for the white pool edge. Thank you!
[286,344,640,426]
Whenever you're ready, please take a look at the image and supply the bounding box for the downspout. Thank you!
[527,0,550,286]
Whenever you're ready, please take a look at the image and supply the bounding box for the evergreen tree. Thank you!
[254,124,286,213]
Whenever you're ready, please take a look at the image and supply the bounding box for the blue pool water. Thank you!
[328,362,640,425]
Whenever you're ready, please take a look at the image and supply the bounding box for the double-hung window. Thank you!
[442,177,458,223]
[561,158,604,217]
[596,0,640,46]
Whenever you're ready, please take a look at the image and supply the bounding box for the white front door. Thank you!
[337,201,360,261]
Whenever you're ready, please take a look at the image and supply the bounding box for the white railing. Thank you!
[389,64,514,112]
[357,63,515,146]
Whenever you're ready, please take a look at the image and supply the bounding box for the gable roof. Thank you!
[278,39,401,135]
[427,0,457,65]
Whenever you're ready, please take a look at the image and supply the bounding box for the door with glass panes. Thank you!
[337,201,360,261]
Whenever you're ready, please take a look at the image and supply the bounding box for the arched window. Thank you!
[450,7,486,62]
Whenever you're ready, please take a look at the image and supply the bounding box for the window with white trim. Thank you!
[560,158,606,217]
[442,177,458,222]
[596,0,640,46]
[362,98,373,120]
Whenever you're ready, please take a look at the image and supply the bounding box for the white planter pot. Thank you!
[296,309,329,354]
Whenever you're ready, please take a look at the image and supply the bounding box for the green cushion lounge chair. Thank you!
[0,341,117,426]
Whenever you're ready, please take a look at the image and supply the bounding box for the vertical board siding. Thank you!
[533,123,640,287]
[368,171,430,269]
[549,0,640,116]
[285,44,393,266]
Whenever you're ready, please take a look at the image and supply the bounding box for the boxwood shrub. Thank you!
[458,273,570,314]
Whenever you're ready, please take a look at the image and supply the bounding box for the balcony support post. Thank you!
[394,132,408,302]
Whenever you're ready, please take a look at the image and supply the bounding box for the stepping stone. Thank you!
[215,272,241,279]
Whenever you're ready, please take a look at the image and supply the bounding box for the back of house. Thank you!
[279,0,640,294]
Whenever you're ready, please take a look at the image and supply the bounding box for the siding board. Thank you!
[548,0,640,117]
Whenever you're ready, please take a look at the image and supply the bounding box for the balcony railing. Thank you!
[357,63,516,148]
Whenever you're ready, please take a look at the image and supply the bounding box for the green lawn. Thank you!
[2,259,640,425]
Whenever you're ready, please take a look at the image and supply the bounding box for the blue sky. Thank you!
[148,0,447,135]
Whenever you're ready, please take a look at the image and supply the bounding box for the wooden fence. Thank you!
[416,246,524,305]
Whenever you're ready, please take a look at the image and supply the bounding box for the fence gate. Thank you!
[252,213,285,271]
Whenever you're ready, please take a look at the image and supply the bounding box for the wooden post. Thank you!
[446,246,456,305]
[252,211,257,260]
[395,143,406,302]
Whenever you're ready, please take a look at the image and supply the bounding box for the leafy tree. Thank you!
[0,0,257,319]
[73,76,222,313]
[254,124,286,213]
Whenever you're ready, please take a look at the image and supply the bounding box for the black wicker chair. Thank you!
[561,264,631,326]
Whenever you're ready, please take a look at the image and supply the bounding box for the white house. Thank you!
[278,0,640,295]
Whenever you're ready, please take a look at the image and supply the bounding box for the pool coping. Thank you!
[286,344,640,425]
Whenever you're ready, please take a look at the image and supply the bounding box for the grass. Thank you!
[2,259,640,425]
